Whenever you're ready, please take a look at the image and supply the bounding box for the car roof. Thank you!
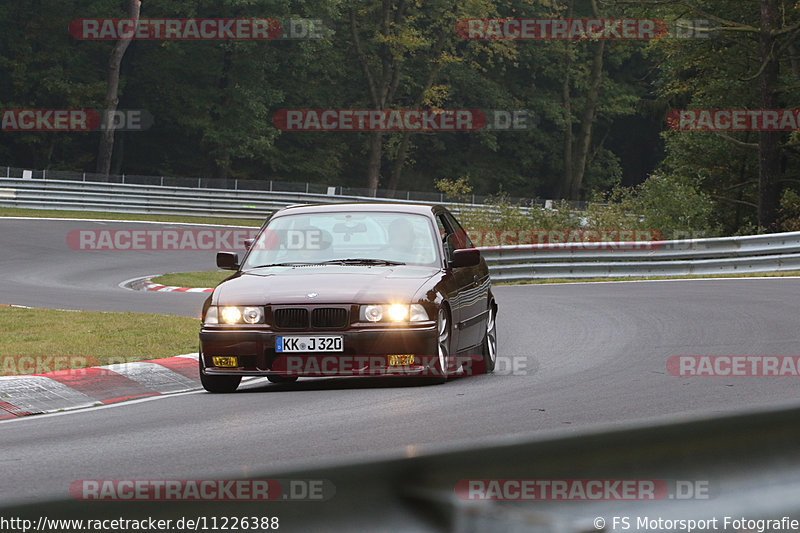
[273,202,445,217]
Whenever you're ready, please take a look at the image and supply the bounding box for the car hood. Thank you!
[213,265,441,305]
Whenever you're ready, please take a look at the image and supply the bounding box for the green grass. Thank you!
[0,207,263,227]
[0,306,200,370]
[502,270,800,285]
[151,271,231,288]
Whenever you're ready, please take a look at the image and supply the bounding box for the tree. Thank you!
[96,0,140,176]
[616,0,800,232]
[346,0,510,193]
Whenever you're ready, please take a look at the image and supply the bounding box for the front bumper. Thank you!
[200,324,439,377]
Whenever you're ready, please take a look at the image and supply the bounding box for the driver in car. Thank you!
[385,217,428,264]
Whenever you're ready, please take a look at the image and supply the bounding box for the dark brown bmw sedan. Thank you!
[199,202,497,392]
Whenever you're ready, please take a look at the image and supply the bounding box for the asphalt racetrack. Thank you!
[2,218,800,507]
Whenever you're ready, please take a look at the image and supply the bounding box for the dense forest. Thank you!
[1,1,800,234]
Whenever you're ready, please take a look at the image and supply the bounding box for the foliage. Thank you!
[2,0,799,236]
[435,176,473,202]
[779,189,800,232]
[455,173,718,240]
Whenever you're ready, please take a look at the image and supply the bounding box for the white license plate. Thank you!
[276,336,343,353]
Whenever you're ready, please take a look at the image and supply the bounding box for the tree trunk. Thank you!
[560,46,573,200]
[213,154,231,181]
[110,133,124,176]
[568,0,604,201]
[758,0,781,232]
[568,38,605,200]
[96,0,140,176]
[210,48,234,181]
[366,132,383,193]
[386,32,447,192]
[350,2,404,194]
[387,132,412,192]
[558,0,574,200]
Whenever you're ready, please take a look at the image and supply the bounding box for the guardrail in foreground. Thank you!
[6,405,800,531]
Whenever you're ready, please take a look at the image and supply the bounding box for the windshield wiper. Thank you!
[247,259,406,269]
[319,258,406,266]
[246,262,323,268]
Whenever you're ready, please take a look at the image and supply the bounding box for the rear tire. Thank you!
[199,356,241,393]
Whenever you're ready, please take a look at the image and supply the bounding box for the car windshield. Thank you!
[241,211,440,269]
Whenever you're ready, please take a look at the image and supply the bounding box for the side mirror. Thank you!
[217,251,239,270]
[451,248,480,268]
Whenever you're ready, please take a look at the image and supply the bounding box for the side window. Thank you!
[436,213,454,261]
[435,215,448,240]
[444,212,473,249]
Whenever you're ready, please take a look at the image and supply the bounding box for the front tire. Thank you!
[199,356,241,393]
[424,306,451,384]
[481,301,498,373]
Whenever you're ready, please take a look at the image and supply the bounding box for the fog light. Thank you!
[212,356,238,368]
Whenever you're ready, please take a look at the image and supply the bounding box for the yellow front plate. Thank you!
[212,356,238,368]
[388,355,414,366]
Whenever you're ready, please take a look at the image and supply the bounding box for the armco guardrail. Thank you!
[0,176,532,220]
[479,231,800,281]
[2,176,796,281]
[2,165,568,208]
[0,177,435,219]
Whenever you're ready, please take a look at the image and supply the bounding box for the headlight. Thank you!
[221,307,242,324]
[206,306,264,325]
[242,307,263,324]
[360,304,429,323]
[363,305,384,322]
[387,304,408,322]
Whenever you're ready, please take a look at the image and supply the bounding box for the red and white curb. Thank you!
[0,353,203,420]
[143,281,213,293]
[121,275,213,293]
